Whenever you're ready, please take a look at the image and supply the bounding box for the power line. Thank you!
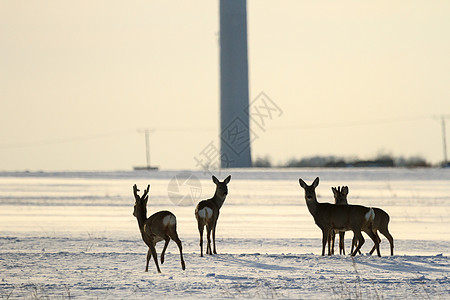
[0,130,135,150]
[0,127,216,150]
[0,115,443,150]
[268,115,432,131]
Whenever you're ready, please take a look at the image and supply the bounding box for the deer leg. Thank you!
[150,245,161,273]
[357,239,362,255]
[386,231,394,256]
[369,230,381,255]
[339,231,345,255]
[330,231,335,255]
[350,236,356,255]
[145,248,152,272]
[379,227,394,256]
[161,238,170,264]
[321,229,328,256]
[170,235,185,270]
[168,226,186,270]
[328,232,333,256]
[206,225,212,255]
[212,223,217,254]
[351,231,365,256]
[172,236,186,270]
[150,244,161,273]
[198,223,204,257]
[351,235,362,255]
[366,229,381,257]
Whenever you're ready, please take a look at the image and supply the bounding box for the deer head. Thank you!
[133,184,150,218]
[212,175,231,199]
[299,177,319,202]
[332,186,349,205]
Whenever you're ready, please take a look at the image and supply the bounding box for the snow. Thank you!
[0,169,449,298]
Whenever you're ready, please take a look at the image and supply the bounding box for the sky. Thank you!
[1,0,449,171]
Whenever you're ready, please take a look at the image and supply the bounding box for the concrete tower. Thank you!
[219,0,252,168]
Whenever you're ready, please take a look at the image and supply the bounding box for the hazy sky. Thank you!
[1,0,449,171]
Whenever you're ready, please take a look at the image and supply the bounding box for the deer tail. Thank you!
[365,207,375,222]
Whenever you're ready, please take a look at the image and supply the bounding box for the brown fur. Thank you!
[133,184,185,272]
[195,175,231,257]
[299,177,380,256]
[331,186,394,256]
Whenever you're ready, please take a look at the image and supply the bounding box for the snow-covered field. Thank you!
[0,169,449,299]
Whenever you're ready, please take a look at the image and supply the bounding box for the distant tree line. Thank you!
[253,154,431,168]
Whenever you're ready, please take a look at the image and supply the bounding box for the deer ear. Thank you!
[224,175,231,184]
[312,177,320,188]
[299,178,307,188]
[342,186,349,195]
[212,175,219,184]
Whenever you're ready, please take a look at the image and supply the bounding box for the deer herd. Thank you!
[133,175,394,272]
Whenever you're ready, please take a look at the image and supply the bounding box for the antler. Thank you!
[142,184,150,199]
[133,184,151,202]
[133,184,140,201]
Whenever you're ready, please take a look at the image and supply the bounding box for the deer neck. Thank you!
[211,192,227,209]
[335,198,348,205]
[305,196,320,216]
[135,209,148,231]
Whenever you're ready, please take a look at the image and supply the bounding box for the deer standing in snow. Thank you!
[331,187,394,256]
[133,184,185,272]
[329,186,349,255]
[195,175,231,257]
[299,177,380,256]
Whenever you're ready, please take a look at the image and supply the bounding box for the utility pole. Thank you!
[135,129,158,170]
[440,116,450,166]
[435,115,450,167]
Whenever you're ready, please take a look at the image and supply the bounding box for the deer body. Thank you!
[195,175,231,257]
[299,177,380,256]
[331,186,394,256]
[351,207,394,256]
[133,184,185,273]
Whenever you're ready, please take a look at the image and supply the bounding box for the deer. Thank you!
[195,175,231,257]
[329,186,349,255]
[132,184,185,273]
[331,187,394,256]
[299,177,381,256]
